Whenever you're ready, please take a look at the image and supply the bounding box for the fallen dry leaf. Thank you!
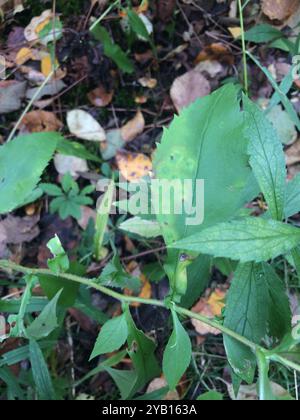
[228,26,242,39]
[116,152,152,182]
[121,110,145,142]
[87,85,114,107]
[156,0,177,22]
[0,215,40,258]
[125,261,152,307]
[147,377,179,400]
[15,47,36,65]
[191,288,226,336]
[170,70,211,112]
[286,139,300,166]
[0,80,26,113]
[54,154,89,177]
[24,10,60,44]
[195,43,234,66]
[262,0,299,22]
[77,206,97,230]
[20,110,63,133]
[138,77,158,89]
[67,109,106,142]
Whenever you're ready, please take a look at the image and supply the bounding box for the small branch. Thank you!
[2,259,300,376]
[238,0,249,95]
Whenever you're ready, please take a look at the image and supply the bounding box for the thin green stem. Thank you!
[238,0,248,95]
[0,259,259,351]
[89,0,120,32]
[7,70,55,142]
[1,259,300,376]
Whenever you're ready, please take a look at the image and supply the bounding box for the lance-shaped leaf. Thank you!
[224,263,291,383]
[153,83,254,245]
[0,132,61,214]
[243,96,286,221]
[90,314,128,360]
[162,310,192,390]
[285,174,300,218]
[124,307,160,397]
[171,218,300,263]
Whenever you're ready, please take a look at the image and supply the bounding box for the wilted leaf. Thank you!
[54,154,88,177]
[191,288,226,336]
[262,0,299,22]
[67,110,106,142]
[195,43,234,66]
[0,80,26,113]
[121,111,145,142]
[87,85,114,107]
[20,111,63,133]
[170,70,211,112]
[116,152,152,182]
[24,10,62,45]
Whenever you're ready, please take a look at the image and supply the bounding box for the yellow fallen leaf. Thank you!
[262,0,298,21]
[16,48,34,66]
[116,152,152,182]
[191,288,226,336]
[228,26,242,39]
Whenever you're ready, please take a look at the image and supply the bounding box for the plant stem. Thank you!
[3,258,300,380]
[89,0,120,32]
[238,0,248,95]
[7,70,55,142]
[0,259,259,351]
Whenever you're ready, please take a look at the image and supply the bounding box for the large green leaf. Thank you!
[153,83,253,245]
[90,314,128,360]
[0,132,61,214]
[224,263,291,382]
[171,218,300,263]
[244,96,286,221]
[153,83,255,299]
[162,310,192,390]
[125,307,160,397]
[285,174,300,218]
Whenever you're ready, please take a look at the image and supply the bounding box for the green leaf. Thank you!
[285,174,300,218]
[224,263,291,383]
[125,307,160,397]
[105,367,138,400]
[40,183,63,196]
[91,25,134,73]
[56,138,101,162]
[127,10,152,43]
[162,310,192,390]
[247,51,300,131]
[94,180,115,261]
[26,290,62,340]
[99,255,141,292]
[171,218,300,263]
[47,235,70,274]
[153,83,254,298]
[29,340,55,400]
[39,262,85,307]
[244,96,286,220]
[0,132,60,214]
[244,24,289,46]
[197,391,224,401]
[266,105,297,146]
[119,216,162,238]
[153,83,253,245]
[90,314,128,360]
[0,367,24,400]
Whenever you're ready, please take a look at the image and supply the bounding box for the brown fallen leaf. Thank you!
[0,215,40,258]
[156,0,176,22]
[121,110,145,142]
[116,151,152,182]
[20,110,63,133]
[138,77,158,89]
[87,84,114,107]
[170,70,211,112]
[147,377,179,400]
[77,206,97,230]
[125,261,152,307]
[54,154,89,177]
[262,0,299,22]
[191,288,226,336]
[195,43,234,66]
[0,80,26,113]
[286,138,300,166]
